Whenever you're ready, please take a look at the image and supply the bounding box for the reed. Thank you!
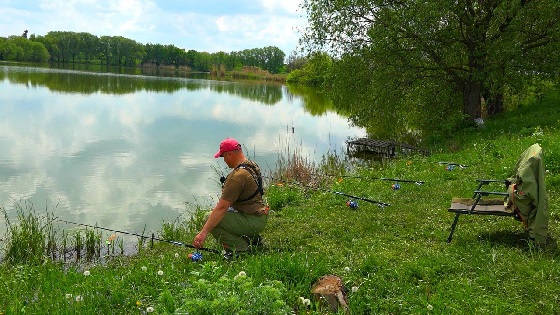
[270,139,320,187]
[118,236,124,255]
[136,225,147,254]
[74,231,82,261]
[85,229,100,261]
[62,230,68,262]
[1,202,49,265]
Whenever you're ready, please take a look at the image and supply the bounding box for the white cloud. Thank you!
[0,0,305,53]
[260,0,301,15]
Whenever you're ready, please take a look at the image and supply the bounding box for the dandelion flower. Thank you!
[344,266,350,272]
[351,286,359,293]
[427,304,433,311]
[136,301,142,306]
[174,253,179,258]
[146,306,154,313]
[298,297,305,304]
[157,270,164,276]
[238,271,246,277]
[303,299,311,306]
[65,293,72,299]
[75,295,83,302]
[83,270,90,276]
[141,266,147,272]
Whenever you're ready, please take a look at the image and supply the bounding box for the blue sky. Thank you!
[0,0,306,55]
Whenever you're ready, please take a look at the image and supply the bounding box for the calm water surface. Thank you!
[0,65,364,234]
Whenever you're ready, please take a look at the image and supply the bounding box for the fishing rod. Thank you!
[269,176,391,208]
[54,217,220,254]
[218,166,390,206]
[309,172,425,185]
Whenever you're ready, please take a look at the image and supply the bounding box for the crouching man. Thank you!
[192,138,268,258]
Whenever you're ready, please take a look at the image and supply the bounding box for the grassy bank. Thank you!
[1,91,559,314]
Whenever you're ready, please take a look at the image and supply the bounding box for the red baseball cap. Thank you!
[214,138,241,158]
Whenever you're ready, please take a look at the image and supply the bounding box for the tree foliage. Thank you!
[286,52,332,87]
[0,31,286,73]
[302,0,560,139]
[0,36,50,62]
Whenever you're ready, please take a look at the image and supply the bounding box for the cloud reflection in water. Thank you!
[0,66,365,233]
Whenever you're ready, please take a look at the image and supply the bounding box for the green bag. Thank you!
[506,144,549,243]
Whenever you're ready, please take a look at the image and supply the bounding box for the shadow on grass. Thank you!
[478,230,559,254]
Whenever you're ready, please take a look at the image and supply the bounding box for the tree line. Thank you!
[0,31,285,73]
[295,0,560,141]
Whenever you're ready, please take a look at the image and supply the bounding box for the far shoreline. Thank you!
[0,60,287,84]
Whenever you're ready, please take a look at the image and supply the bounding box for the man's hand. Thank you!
[193,231,207,248]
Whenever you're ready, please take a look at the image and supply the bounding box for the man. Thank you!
[193,138,268,257]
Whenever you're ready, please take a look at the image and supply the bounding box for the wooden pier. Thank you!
[346,138,428,158]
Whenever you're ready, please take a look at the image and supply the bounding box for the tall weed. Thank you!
[1,202,54,265]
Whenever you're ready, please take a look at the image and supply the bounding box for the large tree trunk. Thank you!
[487,92,504,116]
[463,82,482,119]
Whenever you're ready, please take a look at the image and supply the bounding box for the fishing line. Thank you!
[54,217,220,254]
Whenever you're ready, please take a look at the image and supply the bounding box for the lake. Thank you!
[0,64,364,235]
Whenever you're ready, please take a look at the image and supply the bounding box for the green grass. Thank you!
[0,90,559,314]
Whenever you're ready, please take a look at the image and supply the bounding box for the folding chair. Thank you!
[447,179,517,243]
[446,144,549,244]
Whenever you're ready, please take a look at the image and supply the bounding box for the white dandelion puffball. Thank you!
[65,293,72,299]
[83,270,90,276]
[238,271,246,277]
[75,295,83,302]
[141,266,147,272]
[146,306,154,313]
[344,266,350,272]
[351,286,359,293]
[303,299,311,306]
[298,297,305,304]
[427,304,433,311]
[174,252,179,258]
[157,270,164,276]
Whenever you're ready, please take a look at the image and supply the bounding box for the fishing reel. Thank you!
[346,199,359,209]
[188,251,203,262]
[220,176,226,187]
[391,182,401,190]
[439,162,467,171]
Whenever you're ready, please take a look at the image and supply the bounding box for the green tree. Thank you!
[286,52,332,86]
[29,41,50,62]
[302,0,560,129]
[78,32,100,63]
[0,36,49,62]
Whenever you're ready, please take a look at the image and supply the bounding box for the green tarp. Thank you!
[506,144,549,243]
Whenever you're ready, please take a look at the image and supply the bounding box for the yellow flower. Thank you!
[136,301,142,306]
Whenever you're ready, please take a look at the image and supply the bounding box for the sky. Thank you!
[0,0,306,55]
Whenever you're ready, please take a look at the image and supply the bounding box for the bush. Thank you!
[286,52,333,87]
